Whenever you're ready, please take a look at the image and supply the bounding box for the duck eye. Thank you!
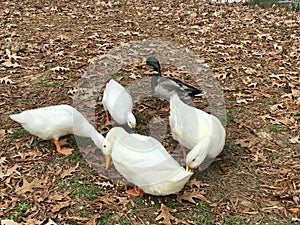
[192,159,195,162]
[103,145,107,148]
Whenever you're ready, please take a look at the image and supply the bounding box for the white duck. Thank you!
[102,79,136,131]
[9,105,104,154]
[102,127,193,196]
[169,94,226,171]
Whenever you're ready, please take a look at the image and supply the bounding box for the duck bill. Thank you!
[138,60,147,66]
[105,155,112,170]
[187,165,194,173]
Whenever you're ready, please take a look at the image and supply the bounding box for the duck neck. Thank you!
[153,69,161,76]
[90,131,104,149]
[105,127,120,143]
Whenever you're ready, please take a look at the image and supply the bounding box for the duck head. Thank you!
[185,137,210,172]
[140,56,161,75]
[127,112,136,132]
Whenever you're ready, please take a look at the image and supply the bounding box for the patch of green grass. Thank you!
[97,213,116,224]
[72,183,103,201]
[7,201,31,223]
[222,140,248,167]
[63,150,85,165]
[227,107,242,123]
[18,98,29,103]
[75,205,94,217]
[119,218,131,225]
[127,196,145,213]
[192,201,214,225]
[44,62,58,71]
[224,216,246,224]
[43,83,60,88]
[259,80,272,86]
[17,202,31,213]
[57,177,103,201]
[233,73,243,78]
[268,152,279,160]
[8,213,22,223]
[114,2,125,7]
[12,128,31,139]
[268,124,288,133]
[228,97,236,102]
[266,99,276,105]
[294,116,300,122]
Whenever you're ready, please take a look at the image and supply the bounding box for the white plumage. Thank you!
[169,94,226,170]
[9,105,104,154]
[102,127,193,196]
[102,79,136,129]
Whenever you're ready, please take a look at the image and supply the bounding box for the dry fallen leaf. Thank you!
[15,177,44,195]
[43,219,57,225]
[50,66,70,72]
[0,76,15,85]
[0,157,7,165]
[86,214,101,225]
[0,165,20,180]
[0,219,20,225]
[289,136,300,144]
[0,129,5,141]
[177,190,215,206]
[1,60,20,68]
[60,162,80,178]
[50,200,72,213]
[155,204,177,225]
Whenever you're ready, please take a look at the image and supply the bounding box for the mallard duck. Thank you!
[169,94,226,171]
[102,127,193,196]
[9,105,104,154]
[139,56,206,101]
[102,79,136,131]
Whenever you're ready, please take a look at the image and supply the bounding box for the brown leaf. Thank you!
[177,190,215,206]
[86,214,101,225]
[234,138,255,149]
[289,207,300,216]
[1,60,20,68]
[50,200,71,213]
[15,178,44,195]
[0,220,20,225]
[187,179,208,189]
[0,157,7,165]
[0,165,20,180]
[61,162,79,178]
[155,204,177,225]
[48,190,72,202]
[50,66,70,72]
[0,130,5,141]
[244,67,256,75]
[291,88,300,98]
[0,76,15,85]
[289,136,300,144]
[43,219,57,225]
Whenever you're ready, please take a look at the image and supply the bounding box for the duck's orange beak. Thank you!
[105,155,112,170]
[187,165,194,173]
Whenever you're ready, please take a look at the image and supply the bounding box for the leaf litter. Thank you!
[0,0,299,224]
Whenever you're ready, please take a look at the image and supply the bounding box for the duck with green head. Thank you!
[139,56,206,102]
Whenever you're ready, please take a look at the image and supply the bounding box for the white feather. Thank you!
[102,79,136,129]
[102,127,193,196]
[9,105,104,149]
[169,94,226,170]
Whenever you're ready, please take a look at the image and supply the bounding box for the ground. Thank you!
[0,0,299,224]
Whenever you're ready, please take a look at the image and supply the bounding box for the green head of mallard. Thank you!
[140,56,161,75]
